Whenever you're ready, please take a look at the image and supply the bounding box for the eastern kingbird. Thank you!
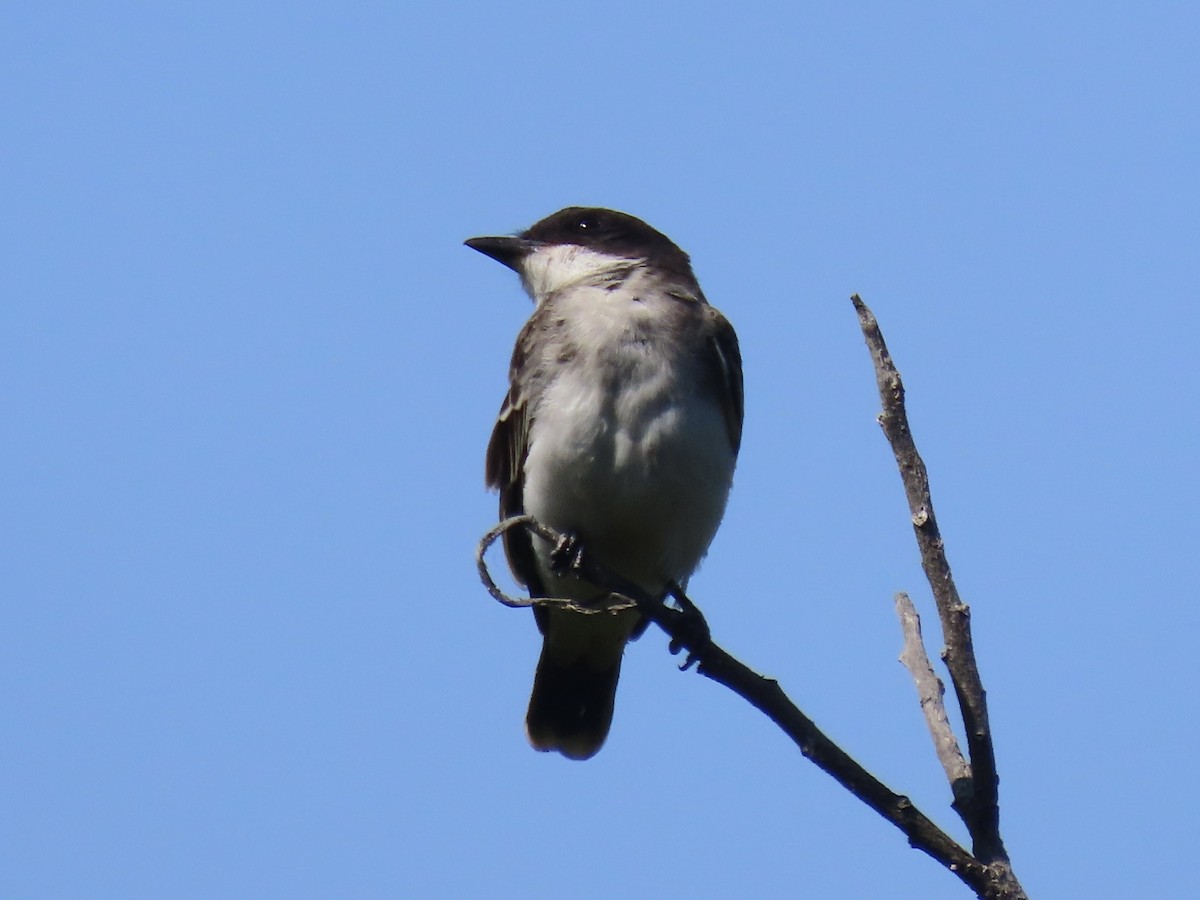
[467,207,743,760]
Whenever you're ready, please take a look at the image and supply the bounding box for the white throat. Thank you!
[519,244,641,304]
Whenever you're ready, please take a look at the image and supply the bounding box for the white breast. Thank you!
[520,281,735,598]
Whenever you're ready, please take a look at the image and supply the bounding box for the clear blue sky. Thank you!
[4,4,1196,898]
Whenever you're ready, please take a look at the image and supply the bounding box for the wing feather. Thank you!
[485,315,545,596]
[703,306,744,454]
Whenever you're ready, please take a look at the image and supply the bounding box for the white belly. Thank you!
[521,335,735,599]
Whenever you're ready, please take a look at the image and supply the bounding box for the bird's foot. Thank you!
[664,582,711,671]
[548,532,586,577]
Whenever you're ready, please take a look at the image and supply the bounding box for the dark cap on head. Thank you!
[466,207,696,284]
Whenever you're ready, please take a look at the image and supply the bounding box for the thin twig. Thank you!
[475,515,637,614]
[895,592,971,798]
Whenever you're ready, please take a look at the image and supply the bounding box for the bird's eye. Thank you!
[576,218,591,231]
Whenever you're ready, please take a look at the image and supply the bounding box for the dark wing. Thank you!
[703,305,744,455]
[485,316,546,596]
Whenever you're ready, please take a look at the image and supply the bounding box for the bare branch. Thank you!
[477,516,1002,897]
[895,591,971,797]
[852,294,1019,889]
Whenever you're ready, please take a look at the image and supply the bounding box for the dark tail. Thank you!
[525,646,622,761]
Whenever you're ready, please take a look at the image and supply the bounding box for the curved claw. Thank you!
[663,589,711,670]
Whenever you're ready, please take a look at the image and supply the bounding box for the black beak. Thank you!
[464,235,540,273]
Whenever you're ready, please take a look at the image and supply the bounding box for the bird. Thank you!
[466,207,743,760]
